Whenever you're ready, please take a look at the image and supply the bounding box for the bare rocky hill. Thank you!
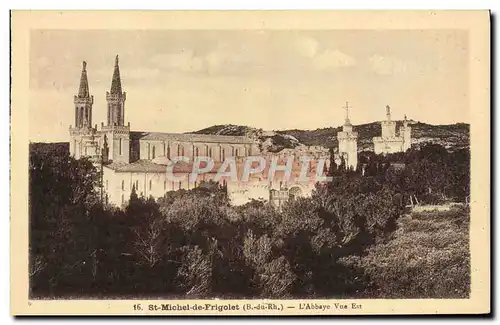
[193,121,469,152]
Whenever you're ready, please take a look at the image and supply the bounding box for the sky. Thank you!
[29,29,469,142]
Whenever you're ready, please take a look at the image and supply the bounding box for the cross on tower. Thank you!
[342,101,352,123]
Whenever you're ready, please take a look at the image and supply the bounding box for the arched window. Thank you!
[147,143,150,159]
[167,145,171,159]
[121,180,124,191]
[152,146,156,159]
[135,180,139,190]
[221,148,225,161]
[119,138,122,155]
[149,180,152,191]
[209,147,213,158]
[235,148,239,157]
[180,146,185,156]
[163,142,166,156]
[195,147,199,157]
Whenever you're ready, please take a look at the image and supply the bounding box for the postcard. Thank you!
[10,10,490,315]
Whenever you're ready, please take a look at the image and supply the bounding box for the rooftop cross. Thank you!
[342,101,352,124]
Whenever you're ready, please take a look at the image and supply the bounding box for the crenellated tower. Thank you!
[373,105,412,154]
[400,114,412,152]
[336,101,358,170]
[102,55,130,163]
[381,105,397,138]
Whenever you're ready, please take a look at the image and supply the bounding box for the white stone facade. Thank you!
[372,105,412,154]
[69,56,359,207]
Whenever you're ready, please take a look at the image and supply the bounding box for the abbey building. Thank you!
[69,56,359,207]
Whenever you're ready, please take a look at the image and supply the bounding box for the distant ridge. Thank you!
[194,121,469,152]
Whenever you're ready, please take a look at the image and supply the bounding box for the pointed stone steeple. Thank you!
[73,61,94,129]
[78,61,90,98]
[110,55,122,95]
[106,55,127,126]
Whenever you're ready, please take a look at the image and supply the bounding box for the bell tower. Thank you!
[102,55,130,163]
[106,55,126,126]
[73,61,94,129]
[69,61,97,159]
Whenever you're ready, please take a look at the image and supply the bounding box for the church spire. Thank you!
[77,61,90,98]
[110,55,122,95]
[106,55,126,127]
[73,61,94,129]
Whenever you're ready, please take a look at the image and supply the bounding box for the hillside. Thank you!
[193,121,469,152]
[29,142,70,159]
[192,124,301,153]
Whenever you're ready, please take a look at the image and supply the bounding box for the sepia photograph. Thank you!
[10,10,490,315]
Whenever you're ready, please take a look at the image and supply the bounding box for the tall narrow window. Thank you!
[167,145,171,159]
[235,148,239,157]
[119,138,122,155]
[209,148,213,158]
[135,180,139,190]
[149,180,152,191]
[164,180,166,191]
[163,142,166,156]
[222,148,225,161]
[147,143,150,159]
[121,180,124,191]
[152,146,156,159]
[195,147,199,157]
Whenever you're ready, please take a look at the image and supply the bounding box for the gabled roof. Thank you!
[130,131,256,144]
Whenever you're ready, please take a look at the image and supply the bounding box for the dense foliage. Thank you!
[29,143,470,299]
